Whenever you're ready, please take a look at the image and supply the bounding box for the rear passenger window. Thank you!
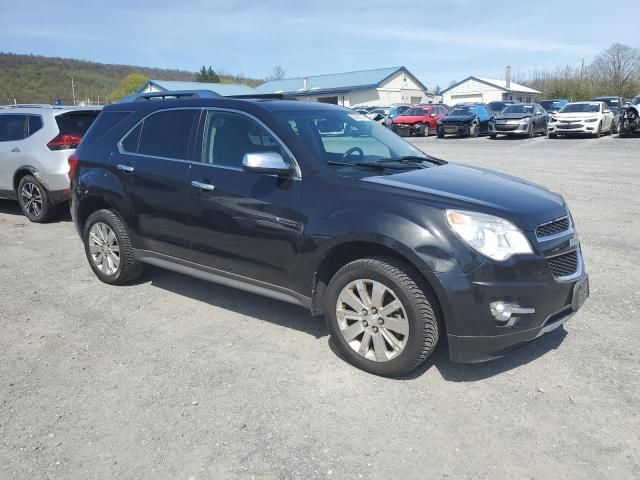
[200,111,285,168]
[137,110,198,160]
[0,115,28,141]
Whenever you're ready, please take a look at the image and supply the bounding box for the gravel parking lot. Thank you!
[1,134,639,479]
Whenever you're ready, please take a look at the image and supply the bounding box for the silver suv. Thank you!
[0,104,100,222]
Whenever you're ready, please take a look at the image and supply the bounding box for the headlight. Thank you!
[445,210,533,261]
[520,118,530,124]
[585,117,598,122]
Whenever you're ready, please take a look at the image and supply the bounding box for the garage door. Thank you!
[451,94,483,103]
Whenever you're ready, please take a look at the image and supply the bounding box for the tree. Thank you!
[267,66,286,81]
[195,66,221,83]
[590,43,640,97]
[108,73,149,102]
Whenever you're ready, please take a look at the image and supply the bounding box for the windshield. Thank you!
[633,97,640,105]
[502,105,534,114]
[273,109,427,165]
[559,103,600,113]
[402,107,429,116]
[449,106,477,116]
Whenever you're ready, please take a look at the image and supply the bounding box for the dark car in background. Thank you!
[538,99,568,114]
[487,100,520,114]
[490,103,549,139]
[436,103,494,138]
[70,93,588,377]
[392,105,448,137]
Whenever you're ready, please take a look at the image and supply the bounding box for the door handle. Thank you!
[191,180,215,191]
[117,164,135,173]
[11,147,20,153]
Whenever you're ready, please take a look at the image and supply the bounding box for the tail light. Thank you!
[47,134,82,151]
[68,153,79,181]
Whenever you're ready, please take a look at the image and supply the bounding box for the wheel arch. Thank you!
[75,195,118,234]
[13,166,40,192]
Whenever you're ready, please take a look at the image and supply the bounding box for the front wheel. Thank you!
[610,120,618,135]
[17,175,55,223]
[592,123,602,138]
[469,123,479,137]
[324,257,439,377]
[527,123,534,138]
[83,209,144,285]
[437,129,445,138]
[422,124,430,137]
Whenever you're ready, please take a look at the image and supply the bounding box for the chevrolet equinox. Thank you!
[70,93,589,376]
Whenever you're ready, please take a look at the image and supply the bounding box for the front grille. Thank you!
[495,124,519,131]
[536,216,570,238]
[547,250,579,278]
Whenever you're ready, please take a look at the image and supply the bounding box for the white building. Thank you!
[441,76,541,106]
[257,66,433,107]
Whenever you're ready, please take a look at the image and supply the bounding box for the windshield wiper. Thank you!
[376,155,447,166]
[327,160,423,170]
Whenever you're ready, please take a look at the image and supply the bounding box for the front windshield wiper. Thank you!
[376,155,447,166]
[327,160,426,170]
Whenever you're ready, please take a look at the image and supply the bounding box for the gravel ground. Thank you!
[1,134,639,479]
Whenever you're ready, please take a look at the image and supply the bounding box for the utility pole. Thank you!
[580,58,584,80]
[71,76,76,106]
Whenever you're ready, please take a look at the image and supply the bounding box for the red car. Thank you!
[393,105,449,137]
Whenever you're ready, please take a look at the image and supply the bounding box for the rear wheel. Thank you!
[17,175,55,223]
[83,209,144,285]
[324,257,439,377]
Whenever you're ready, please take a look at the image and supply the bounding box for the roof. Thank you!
[257,66,427,95]
[441,76,541,95]
[138,80,260,96]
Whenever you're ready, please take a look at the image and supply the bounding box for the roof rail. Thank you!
[121,90,221,103]
[0,104,55,109]
[228,93,299,101]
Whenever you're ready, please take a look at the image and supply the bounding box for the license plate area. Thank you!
[571,276,589,312]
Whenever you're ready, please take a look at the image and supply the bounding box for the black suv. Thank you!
[70,93,589,376]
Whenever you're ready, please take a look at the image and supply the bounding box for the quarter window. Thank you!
[136,110,198,160]
[200,111,286,168]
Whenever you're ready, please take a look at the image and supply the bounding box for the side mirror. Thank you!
[242,152,292,177]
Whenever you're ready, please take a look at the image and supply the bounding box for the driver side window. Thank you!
[200,111,288,169]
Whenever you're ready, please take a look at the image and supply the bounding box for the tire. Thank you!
[437,130,445,138]
[489,133,497,139]
[611,119,618,135]
[543,123,549,136]
[592,123,602,138]
[17,175,55,223]
[83,209,144,285]
[527,123,534,138]
[422,124,430,137]
[469,123,479,137]
[324,257,439,377]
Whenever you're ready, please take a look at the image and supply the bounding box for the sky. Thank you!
[1,0,639,88]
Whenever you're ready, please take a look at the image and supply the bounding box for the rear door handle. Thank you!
[11,147,20,153]
[117,164,135,173]
[191,180,215,191]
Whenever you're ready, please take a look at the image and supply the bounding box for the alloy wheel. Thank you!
[88,222,121,276]
[336,279,410,362]
[21,182,43,217]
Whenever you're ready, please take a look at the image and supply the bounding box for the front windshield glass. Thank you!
[559,103,600,113]
[272,109,427,165]
[502,105,534,114]
[402,107,429,116]
[449,106,477,116]
[633,97,640,105]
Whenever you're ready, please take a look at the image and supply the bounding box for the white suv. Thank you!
[0,105,100,222]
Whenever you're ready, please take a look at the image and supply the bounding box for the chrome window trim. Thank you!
[116,106,302,179]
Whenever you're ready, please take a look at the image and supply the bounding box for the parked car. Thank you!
[70,93,589,376]
[490,103,549,139]
[436,103,494,138]
[366,108,390,123]
[590,96,625,134]
[487,100,520,114]
[380,105,411,128]
[618,101,640,137]
[0,104,101,222]
[392,105,448,137]
[538,99,569,114]
[548,101,614,138]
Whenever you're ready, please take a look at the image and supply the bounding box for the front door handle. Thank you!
[11,147,20,153]
[117,164,135,173]
[191,180,215,191]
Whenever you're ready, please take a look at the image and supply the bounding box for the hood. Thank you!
[553,111,599,119]
[360,163,565,230]
[394,115,428,124]
[441,115,475,123]
[496,113,532,120]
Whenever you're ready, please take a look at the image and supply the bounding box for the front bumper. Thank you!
[431,247,589,363]
[394,123,423,136]
[438,123,472,136]
[548,121,598,135]
[490,122,530,135]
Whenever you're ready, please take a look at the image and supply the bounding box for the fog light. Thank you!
[490,301,536,326]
